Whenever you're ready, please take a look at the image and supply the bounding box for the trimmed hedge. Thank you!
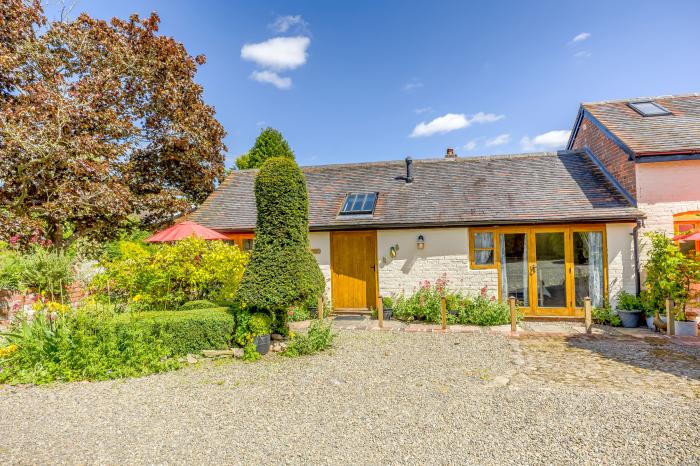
[237,157,324,323]
[113,307,234,356]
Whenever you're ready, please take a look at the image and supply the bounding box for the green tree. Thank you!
[236,157,324,333]
[235,128,294,170]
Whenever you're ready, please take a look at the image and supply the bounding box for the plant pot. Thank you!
[383,308,392,320]
[674,320,698,337]
[617,310,642,328]
[448,309,459,317]
[254,334,271,355]
[646,316,655,331]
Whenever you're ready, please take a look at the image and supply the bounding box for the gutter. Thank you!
[632,220,643,296]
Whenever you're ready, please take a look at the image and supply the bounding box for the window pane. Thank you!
[535,232,567,308]
[341,195,356,212]
[573,232,604,308]
[361,192,377,211]
[474,249,494,265]
[500,233,528,306]
[474,232,494,249]
[351,193,366,211]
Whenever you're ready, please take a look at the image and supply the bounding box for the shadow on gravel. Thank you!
[564,335,700,381]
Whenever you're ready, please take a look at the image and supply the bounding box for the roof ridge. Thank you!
[582,92,700,106]
[298,150,584,171]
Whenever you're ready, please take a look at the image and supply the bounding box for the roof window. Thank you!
[628,101,672,117]
[340,192,377,215]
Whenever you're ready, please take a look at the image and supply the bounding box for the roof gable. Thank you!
[570,93,700,157]
[189,151,642,231]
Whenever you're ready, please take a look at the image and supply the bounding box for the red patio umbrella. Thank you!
[678,231,700,242]
[146,221,229,243]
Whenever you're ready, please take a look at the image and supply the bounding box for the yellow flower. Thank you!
[0,344,18,357]
[132,294,142,303]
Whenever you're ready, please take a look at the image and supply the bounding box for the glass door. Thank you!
[572,230,605,309]
[499,233,529,307]
[531,230,570,315]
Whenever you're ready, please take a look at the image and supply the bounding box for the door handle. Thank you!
[370,265,376,271]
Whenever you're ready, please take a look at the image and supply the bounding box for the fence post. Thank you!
[440,296,447,330]
[318,296,324,319]
[509,296,517,333]
[378,296,384,329]
[666,298,675,336]
[584,297,592,334]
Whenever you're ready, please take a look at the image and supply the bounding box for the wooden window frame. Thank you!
[469,228,498,269]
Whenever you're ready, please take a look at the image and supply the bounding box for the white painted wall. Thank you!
[309,232,331,299]
[605,223,638,308]
[376,228,498,299]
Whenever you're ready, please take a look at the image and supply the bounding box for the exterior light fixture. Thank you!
[389,244,399,258]
[416,234,425,250]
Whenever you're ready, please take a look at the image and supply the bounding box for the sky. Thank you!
[45,0,700,168]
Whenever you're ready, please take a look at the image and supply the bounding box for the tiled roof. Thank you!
[580,93,700,156]
[189,150,643,231]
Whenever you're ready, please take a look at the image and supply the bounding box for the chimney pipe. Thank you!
[445,148,456,158]
[405,156,413,183]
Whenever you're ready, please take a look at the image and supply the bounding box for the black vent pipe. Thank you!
[405,156,413,183]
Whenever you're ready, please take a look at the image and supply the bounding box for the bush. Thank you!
[0,305,176,384]
[236,157,324,331]
[0,245,74,296]
[113,307,234,356]
[0,244,22,290]
[592,306,622,327]
[392,278,513,326]
[249,312,272,336]
[283,320,334,357]
[180,299,218,310]
[616,291,641,311]
[93,236,248,309]
[287,305,311,322]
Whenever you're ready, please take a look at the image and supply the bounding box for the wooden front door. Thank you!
[330,231,378,311]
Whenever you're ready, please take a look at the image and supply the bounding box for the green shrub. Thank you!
[180,299,218,310]
[242,342,261,361]
[0,244,22,290]
[0,306,176,384]
[249,312,272,336]
[283,320,334,357]
[592,306,622,327]
[236,157,324,331]
[392,278,513,326]
[114,307,234,356]
[0,246,74,296]
[93,236,248,309]
[287,305,311,322]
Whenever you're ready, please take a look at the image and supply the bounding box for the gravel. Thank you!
[0,331,699,465]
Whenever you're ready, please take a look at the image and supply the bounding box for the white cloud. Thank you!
[463,140,478,151]
[241,36,310,70]
[571,32,591,43]
[485,133,510,147]
[410,112,504,138]
[573,50,592,59]
[269,15,309,34]
[402,79,423,92]
[520,130,571,151]
[250,70,292,90]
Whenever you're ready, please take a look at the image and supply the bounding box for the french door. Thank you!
[498,225,606,317]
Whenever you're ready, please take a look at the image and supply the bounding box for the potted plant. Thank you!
[674,311,698,337]
[249,312,272,355]
[615,291,642,328]
[382,296,393,320]
[639,291,657,330]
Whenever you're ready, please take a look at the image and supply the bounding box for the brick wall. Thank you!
[571,115,637,199]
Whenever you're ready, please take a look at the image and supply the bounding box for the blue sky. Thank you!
[46,0,700,167]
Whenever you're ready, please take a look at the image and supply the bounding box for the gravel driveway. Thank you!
[1,331,698,465]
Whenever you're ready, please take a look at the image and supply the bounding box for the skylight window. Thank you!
[340,192,377,215]
[628,101,672,117]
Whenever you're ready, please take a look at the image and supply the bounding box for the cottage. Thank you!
[190,93,700,319]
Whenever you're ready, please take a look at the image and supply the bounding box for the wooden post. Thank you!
[666,298,675,336]
[440,296,447,330]
[584,297,592,334]
[378,296,384,329]
[317,296,324,319]
[509,296,517,333]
